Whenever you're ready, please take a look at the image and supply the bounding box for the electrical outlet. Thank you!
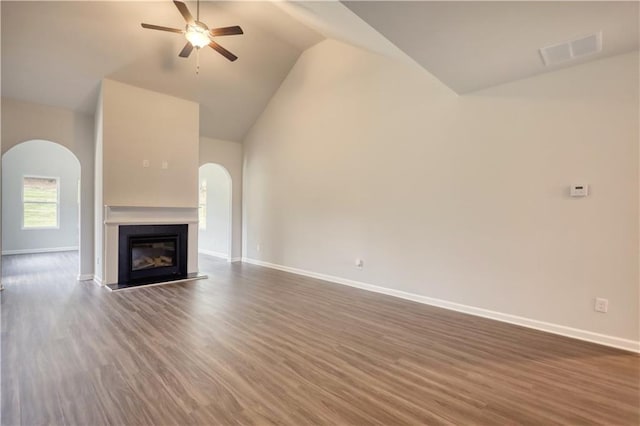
[595,298,608,313]
[142,159,150,168]
[355,258,364,269]
[162,161,169,169]
[256,244,261,252]
[570,184,589,197]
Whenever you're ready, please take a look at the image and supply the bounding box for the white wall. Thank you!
[1,98,94,277]
[2,140,80,253]
[198,164,231,258]
[101,79,200,208]
[200,137,243,260]
[243,40,639,347]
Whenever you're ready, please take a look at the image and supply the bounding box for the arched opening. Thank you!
[1,140,81,282]
[197,163,232,267]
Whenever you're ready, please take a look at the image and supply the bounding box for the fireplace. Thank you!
[118,224,188,285]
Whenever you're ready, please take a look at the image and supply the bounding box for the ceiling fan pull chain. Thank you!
[196,48,200,75]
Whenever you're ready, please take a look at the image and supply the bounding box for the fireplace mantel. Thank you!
[101,206,199,285]
[104,206,198,225]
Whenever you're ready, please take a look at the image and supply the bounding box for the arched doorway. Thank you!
[198,163,232,263]
[1,140,81,281]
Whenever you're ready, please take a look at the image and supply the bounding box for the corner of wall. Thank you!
[94,86,105,281]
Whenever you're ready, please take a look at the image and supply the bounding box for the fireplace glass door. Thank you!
[131,239,177,271]
[127,234,182,283]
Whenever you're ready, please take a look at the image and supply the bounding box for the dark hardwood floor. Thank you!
[2,252,639,425]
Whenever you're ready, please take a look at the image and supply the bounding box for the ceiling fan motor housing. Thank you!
[189,21,209,31]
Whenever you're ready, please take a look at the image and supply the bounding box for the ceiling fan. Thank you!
[141,0,243,63]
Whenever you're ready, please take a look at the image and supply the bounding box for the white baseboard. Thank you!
[93,275,103,286]
[241,257,640,353]
[229,257,242,263]
[198,249,229,260]
[77,274,94,281]
[2,246,79,255]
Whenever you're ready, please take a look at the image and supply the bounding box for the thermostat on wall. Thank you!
[570,184,589,197]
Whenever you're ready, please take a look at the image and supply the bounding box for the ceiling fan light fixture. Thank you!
[185,24,210,48]
[141,0,242,63]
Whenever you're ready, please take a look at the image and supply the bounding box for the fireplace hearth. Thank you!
[118,224,188,286]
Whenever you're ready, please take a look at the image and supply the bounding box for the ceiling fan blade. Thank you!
[209,26,244,37]
[173,1,195,25]
[179,42,194,58]
[141,23,184,34]
[209,41,238,62]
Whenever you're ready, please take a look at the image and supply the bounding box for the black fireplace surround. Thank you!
[118,224,188,285]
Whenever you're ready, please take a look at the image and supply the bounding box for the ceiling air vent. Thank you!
[539,31,602,66]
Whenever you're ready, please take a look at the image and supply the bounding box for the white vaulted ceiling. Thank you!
[343,1,640,94]
[1,1,323,141]
[3,1,638,141]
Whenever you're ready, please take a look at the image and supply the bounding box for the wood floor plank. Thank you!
[1,251,639,425]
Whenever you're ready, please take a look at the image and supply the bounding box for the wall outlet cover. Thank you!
[595,297,608,313]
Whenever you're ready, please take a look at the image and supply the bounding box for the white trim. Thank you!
[2,246,78,255]
[93,275,103,286]
[229,257,242,263]
[103,206,199,225]
[241,257,640,353]
[198,249,229,260]
[104,219,199,225]
[77,274,93,281]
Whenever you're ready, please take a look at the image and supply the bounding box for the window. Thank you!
[199,180,207,230]
[23,176,59,229]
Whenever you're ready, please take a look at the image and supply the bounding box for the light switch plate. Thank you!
[570,184,589,197]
